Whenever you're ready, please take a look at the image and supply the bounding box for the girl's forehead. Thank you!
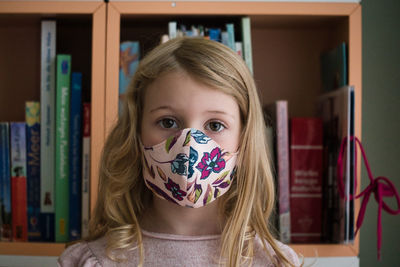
[143,71,239,114]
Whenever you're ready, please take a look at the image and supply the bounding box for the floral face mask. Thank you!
[142,128,238,208]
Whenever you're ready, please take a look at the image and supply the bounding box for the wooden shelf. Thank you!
[0,242,65,256]
[0,1,106,257]
[0,0,362,259]
[106,1,362,258]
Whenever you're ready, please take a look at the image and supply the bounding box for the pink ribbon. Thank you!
[337,136,400,260]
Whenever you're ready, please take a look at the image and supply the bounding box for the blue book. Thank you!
[321,42,348,92]
[119,41,140,115]
[0,123,12,241]
[26,102,42,241]
[69,72,83,241]
[226,23,236,51]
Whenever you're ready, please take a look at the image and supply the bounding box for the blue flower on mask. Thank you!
[191,129,211,144]
[171,153,189,176]
[188,147,198,179]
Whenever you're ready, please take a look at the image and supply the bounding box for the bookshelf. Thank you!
[0,1,106,256]
[105,1,362,258]
[0,0,362,260]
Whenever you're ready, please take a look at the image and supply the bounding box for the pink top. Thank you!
[58,230,300,266]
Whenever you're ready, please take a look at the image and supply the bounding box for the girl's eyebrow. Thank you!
[150,105,176,113]
[205,110,235,121]
[150,106,236,121]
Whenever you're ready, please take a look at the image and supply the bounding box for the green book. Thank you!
[241,17,253,75]
[55,54,71,242]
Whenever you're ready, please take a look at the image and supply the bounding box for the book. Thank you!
[26,102,41,241]
[69,72,83,241]
[289,118,323,243]
[118,41,140,114]
[168,21,177,39]
[241,17,253,74]
[119,41,140,115]
[40,20,56,242]
[321,42,348,92]
[226,23,236,51]
[10,122,28,241]
[264,101,291,244]
[318,85,355,243]
[81,103,91,238]
[235,42,243,58]
[0,122,12,241]
[55,54,71,242]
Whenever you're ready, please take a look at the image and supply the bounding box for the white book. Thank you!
[168,21,177,39]
[221,31,229,47]
[40,20,56,215]
[235,42,243,58]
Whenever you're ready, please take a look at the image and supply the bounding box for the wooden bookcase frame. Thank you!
[0,0,362,259]
[105,1,362,258]
[0,1,106,256]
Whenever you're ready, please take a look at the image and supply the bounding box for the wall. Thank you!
[360,0,400,266]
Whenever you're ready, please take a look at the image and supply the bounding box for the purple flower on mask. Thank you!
[196,147,226,180]
[165,178,187,201]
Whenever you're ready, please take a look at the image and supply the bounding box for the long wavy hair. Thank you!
[88,37,295,266]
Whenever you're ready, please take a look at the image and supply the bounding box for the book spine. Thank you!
[26,102,41,241]
[168,21,177,39]
[40,20,56,242]
[235,42,243,58]
[290,118,323,243]
[276,101,291,244]
[226,23,236,51]
[55,54,71,242]
[221,31,229,47]
[69,72,83,241]
[10,122,28,241]
[119,41,140,115]
[241,17,253,75]
[81,103,91,238]
[0,123,12,241]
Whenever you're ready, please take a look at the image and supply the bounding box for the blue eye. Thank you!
[159,118,178,129]
[207,121,225,132]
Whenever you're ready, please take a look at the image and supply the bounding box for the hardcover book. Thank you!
[40,20,56,242]
[321,42,348,92]
[55,54,71,242]
[69,72,83,241]
[119,41,140,115]
[26,102,41,241]
[81,103,91,238]
[10,122,28,241]
[0,122,12,241]
[226,23,236,51]
[318,86,355,244]
[264,101,291,244]
[290,118,323,243]
[241,17,253,74]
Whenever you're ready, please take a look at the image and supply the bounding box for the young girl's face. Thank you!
[141,71,241,152]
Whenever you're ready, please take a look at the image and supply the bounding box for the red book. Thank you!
[10,122,28,241]
[290,118,323,243]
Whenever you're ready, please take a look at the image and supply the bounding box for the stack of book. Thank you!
[263,43,355,244]
[0,20,91,243]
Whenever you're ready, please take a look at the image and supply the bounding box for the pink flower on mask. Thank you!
[196,147,226,180]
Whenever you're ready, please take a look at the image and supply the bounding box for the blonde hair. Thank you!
[88,37,296,266]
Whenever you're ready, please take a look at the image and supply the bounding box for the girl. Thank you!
[59,37,300,266]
